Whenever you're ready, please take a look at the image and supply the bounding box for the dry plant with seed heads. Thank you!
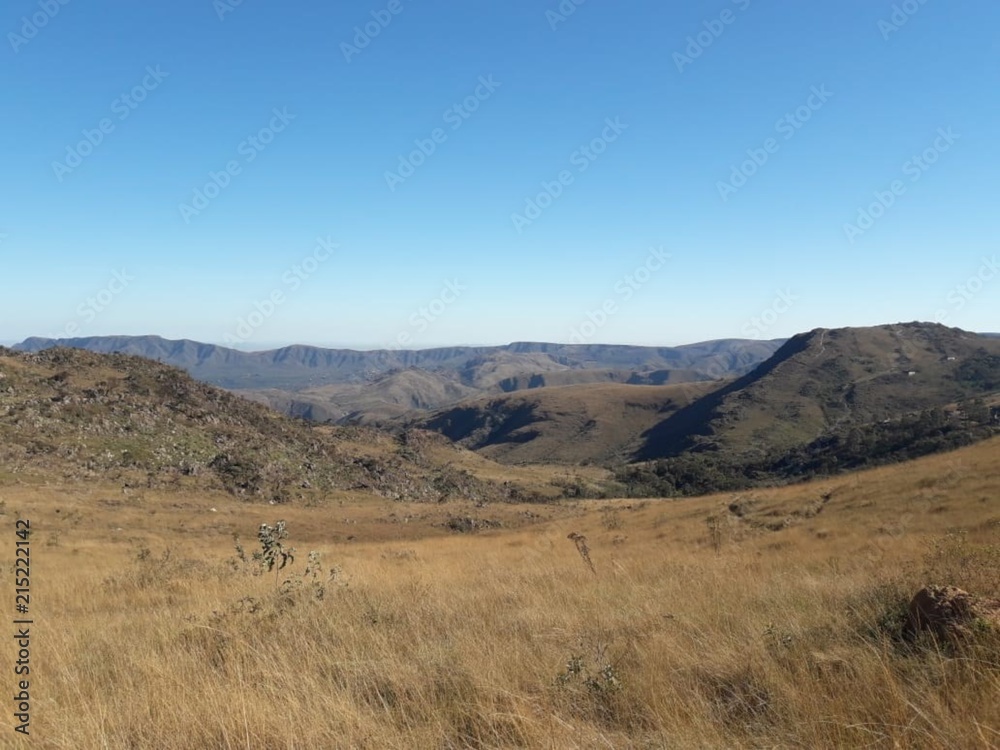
[568,532,596,574]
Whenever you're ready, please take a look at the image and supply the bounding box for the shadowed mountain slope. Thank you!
[612,323,1000,497]
[415,380,722,465]
[635,323,1000,462]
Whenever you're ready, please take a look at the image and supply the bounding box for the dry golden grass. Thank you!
[1,438,999,748]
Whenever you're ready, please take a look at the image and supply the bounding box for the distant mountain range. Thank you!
[13,335,784,424]
[7,323,1000,497]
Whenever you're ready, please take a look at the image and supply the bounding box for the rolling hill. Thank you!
[241,368,480,424]
[415,380,722,465]
[617,323,1000,495]
[0,346,547,504]
[636,323,1000,459]
[244,366,712,427]
[14,325,996,499]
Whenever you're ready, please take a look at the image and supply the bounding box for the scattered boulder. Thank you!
[443,516,502,534]
[906,585,1000,641]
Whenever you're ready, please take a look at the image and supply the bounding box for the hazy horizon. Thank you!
[7,331,787,352]
[7,322,1000,356]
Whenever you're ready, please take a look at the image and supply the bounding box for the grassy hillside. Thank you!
[411,324,1000,493]
[493,366,707,392]
[0,347,547,504]
[619,324,1000,495]
[247,367,712,429]
[2,436,998,747]
[638,323,1000,460]
[417,380,722,466]
[243,368,480,424]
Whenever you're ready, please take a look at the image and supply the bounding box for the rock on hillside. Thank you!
[0,347,534,504]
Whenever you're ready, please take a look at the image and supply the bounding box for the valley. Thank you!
[2,322,998,748]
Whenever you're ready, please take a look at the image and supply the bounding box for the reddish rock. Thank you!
[906,585,1000,641]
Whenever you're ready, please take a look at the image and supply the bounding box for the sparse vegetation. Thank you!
[0,348,548,503]
[2,437,1000,747]
[2,335,999,747]
[616,405,999,497]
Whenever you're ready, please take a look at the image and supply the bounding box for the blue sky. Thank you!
[1,0,997,350]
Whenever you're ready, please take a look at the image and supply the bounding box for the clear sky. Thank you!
[2,0,997,350]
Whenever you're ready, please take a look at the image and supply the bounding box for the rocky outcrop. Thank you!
[906,585,1000,641]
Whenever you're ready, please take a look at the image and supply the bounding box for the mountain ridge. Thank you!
[636,323,1000,461]
[14,334,784,424]
[14,334,784,381]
